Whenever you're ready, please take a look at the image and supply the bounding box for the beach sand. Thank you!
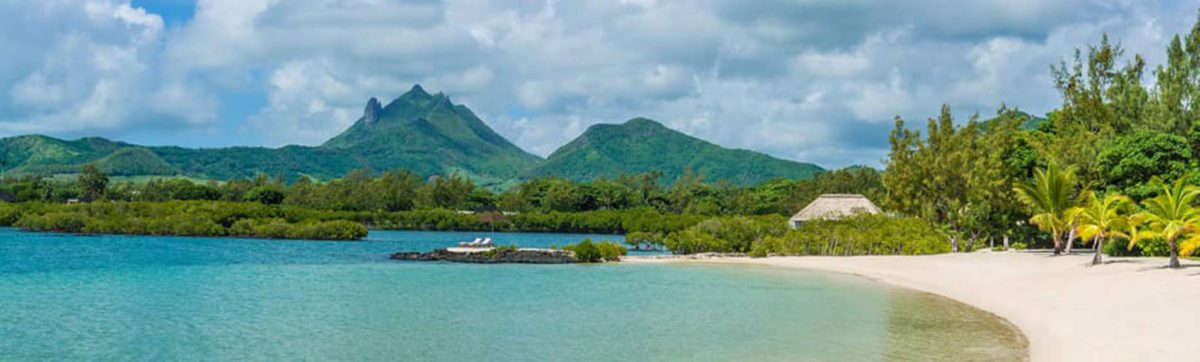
[628,251,1200,361]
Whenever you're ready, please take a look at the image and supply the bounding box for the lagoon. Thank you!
[0,229,1024,361]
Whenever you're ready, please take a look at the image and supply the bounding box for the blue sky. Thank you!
[0,1,1195,168]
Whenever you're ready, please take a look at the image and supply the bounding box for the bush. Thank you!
[15,212,88,233]
[1010,242,1027,251]
[0,204,23,226]
[566,239,602,263]
[595,241,627,261]
[244,186,285,205]
[564,239,626,262]
[1104,237,1173,257]
[665,215,787,254]
[668,214,949,256]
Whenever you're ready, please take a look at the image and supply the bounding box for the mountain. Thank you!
[0,87,827,187]
[0,85,541,186]
[321,85,541,180]
[525,118,824,185]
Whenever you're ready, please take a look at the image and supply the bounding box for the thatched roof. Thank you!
[789,194,881,222]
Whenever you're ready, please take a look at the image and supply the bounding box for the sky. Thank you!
[0,0,1195,168]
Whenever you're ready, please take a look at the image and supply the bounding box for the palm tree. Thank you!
[1133,177,1200,269]
[1014,162,1079,255]
[1071,191,1133,265]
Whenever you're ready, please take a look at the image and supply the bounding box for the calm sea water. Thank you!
[0,228,1026,361]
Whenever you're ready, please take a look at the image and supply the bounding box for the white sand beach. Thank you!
[629,252,1200,361]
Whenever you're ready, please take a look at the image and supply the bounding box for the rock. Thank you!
[390,248,579,264]
[363,97,382,126]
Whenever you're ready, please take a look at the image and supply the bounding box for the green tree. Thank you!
[1132,177,1200,268]
[1014,162,1080,255]
[1071,191,1134,265]
[244,186,285,205]
[1097,129,1193,199]
[78,164,109,201]
[1045,35,1149,188]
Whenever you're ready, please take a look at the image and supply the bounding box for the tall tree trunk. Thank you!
[950,235,959,253]
[1169,237,1181,269]
[1052,232,1063,255]
[1065,228,1076,255]
[1092,235,1103,266]
[1003,234,1010,250]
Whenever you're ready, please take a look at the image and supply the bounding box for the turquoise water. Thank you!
[0,229,1025,361]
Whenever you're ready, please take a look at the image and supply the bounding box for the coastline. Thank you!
[627,251,1200,361]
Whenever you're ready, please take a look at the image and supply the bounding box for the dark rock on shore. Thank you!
[390,248,578,264]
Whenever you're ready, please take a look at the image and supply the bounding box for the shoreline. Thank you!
[627,251,1200,361]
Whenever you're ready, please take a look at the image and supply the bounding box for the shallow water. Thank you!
[0,229,1026,361]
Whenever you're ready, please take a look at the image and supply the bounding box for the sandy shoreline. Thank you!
[627,251,1200,361]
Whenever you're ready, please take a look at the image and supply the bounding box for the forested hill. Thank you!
[525,118,824,185]
[0,87,825,187]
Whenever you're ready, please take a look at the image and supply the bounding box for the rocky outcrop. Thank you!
[363,97,382,126]
[390,248,578,264]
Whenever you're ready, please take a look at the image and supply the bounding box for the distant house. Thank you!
[789,194,882,228]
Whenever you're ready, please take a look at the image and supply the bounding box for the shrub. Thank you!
[1104,237,1172,257]
[15,212,88,233]
[565,239,626,262]
[565,239,602,263]
[244,186,285,205]
[0,204,23,226]
[595,241,627,261]
[1010,242,1027,251]
[668,214,949,256]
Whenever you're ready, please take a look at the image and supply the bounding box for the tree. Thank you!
[244,186,285,205]
[885,106,1026,251]
[1131,177,1200,269]
[1097,129,1193,199]
[1071,191,1134,265]
[1046,34,1149,188]
[1014,162,1080,255]
[78,164,108,201]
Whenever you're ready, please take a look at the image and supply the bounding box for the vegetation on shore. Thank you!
[4,201,367,241]
[881,15,1200,267]
[563,239,627,262]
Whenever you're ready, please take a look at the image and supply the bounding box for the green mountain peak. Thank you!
[528,117,824,185]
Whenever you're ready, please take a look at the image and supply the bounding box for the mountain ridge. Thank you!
[0,86,826,187]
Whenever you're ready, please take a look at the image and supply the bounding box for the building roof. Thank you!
[789,194,881,222]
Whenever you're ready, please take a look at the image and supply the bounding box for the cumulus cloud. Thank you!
[0,0,1193,167]
[0,0,215,137]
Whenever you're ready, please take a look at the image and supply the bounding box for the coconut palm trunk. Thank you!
[1092,234,1103,265]
[1169,237,1181,269]
[1065,227,1076,255]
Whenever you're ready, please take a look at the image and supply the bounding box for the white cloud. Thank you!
[1,0,215,136]
[0,0,1194,168]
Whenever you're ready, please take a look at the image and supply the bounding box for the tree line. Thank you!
[882,14,1200,268]
[0,165,883,217]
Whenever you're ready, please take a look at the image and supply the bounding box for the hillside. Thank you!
[525,118,824,185]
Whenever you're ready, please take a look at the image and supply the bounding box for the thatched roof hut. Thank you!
[789,194,881,228]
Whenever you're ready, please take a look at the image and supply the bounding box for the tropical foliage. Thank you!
[1131,177,1200,268]
[1070,191,1134,265]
